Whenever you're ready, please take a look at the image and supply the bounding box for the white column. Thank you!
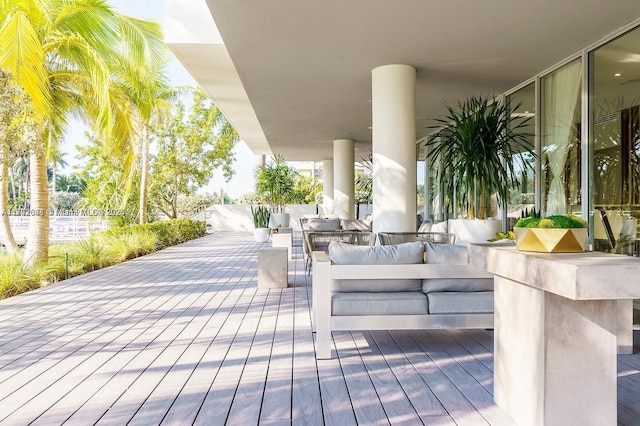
[333,139,354,220]
[322,160,334,216]
[372,64,417,233]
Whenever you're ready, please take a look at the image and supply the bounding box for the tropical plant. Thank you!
[0,0,165,265]
[355,149,373,203]
[427,96,535,219]
[255,154,297,213]
[251,205,270,228]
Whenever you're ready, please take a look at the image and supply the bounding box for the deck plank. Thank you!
[0,233,637,425]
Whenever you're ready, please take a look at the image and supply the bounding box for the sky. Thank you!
[60,0,257,199]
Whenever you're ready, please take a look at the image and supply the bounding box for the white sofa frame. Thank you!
[312,251,495,359]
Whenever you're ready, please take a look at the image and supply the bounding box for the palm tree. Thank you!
[0,68,34,254]
[0,0,165,264]
[120,60,181,224]
[47,144,67,193]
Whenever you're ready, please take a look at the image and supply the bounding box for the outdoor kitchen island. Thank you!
[469,244,640,426]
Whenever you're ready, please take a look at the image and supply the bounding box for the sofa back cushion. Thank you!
[422,242,494,292]
[329,241,424,292]
[308,217,341,231]
[340,218,372,231]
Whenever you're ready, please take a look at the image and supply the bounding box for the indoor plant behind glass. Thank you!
[255,154,297,228]
[427,95,535,243]
[513,214,588,252]
[251,205,271,242]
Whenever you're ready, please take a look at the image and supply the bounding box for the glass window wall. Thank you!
[590,26,640,254]
[506,83,536,230]
[541,59,583,216]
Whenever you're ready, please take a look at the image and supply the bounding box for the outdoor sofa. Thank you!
[312,241,494,359]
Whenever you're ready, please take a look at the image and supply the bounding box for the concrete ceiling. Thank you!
[168,0,640,161]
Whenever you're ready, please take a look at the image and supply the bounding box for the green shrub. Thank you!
[105,228,158,261]
[101,218,206,249]
[0,218,206,300]
[0,255,42,299]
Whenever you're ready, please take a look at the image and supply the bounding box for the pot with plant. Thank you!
[513,214,588,252]
[427,95,535,244]
[251,205,271,243]
[255,154,297,228]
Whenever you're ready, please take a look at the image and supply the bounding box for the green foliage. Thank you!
[427,96,536,219]
[488,231,515,242]
[55,174,86,194]
[254,154,298,213]
[49,191,81,212]
[355,150,373,203]
[514,214,588,229]
[251,205,270,228]
[0,218,206,300]
[291,174,322,205]
[176,193,217,217]
[0,255,42,299]
[76,133,142,225]
[150,89,239,219]
[103,228,158,262]
[101,218,206,249]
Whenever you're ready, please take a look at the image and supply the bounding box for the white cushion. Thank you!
[418,222,433,232]
[425,242,468,264]
[422,242,493,292]
[308,217,340,231]
[431,221,448,233]
[328,241,424,292]
[340,219,372,231]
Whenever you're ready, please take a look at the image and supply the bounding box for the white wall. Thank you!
[199,204,372,232]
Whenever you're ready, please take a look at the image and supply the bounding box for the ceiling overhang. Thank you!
[166,0,640,161]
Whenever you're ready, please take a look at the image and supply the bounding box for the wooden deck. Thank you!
[0,232,638,425]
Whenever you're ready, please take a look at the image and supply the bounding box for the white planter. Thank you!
[253,228,271,243]
[448,219,502,245]
[270,212,290,228]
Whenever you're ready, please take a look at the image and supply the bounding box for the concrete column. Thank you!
[372,64,417,233]
[322,160,334,216]
[333,139,355,219]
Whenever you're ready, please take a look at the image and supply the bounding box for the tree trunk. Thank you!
[0,161,18,254]
[139,124,150,224]
[9,161,16,201]
[23,148,49,266]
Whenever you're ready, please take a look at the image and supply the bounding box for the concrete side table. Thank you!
[272,233,293,260]
[469,244,640,426]
[258,247,288,288]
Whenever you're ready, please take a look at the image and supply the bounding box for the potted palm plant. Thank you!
[251,205,271,242]
[255,154,297,228]
[427,95,534,243]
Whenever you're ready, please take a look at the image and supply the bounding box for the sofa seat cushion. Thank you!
[427,291,494,314]
[329,241,424,292]
[332,292,428,316]
[422,276,494,292]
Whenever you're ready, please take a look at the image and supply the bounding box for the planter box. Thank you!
[448,219,502,245]
[513,227,587,253]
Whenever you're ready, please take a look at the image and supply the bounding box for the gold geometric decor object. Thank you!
[513,228,588,253]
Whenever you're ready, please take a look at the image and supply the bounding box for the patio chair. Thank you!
[378,231,456,245]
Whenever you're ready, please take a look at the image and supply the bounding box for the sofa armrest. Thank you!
[312,251,332,359]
